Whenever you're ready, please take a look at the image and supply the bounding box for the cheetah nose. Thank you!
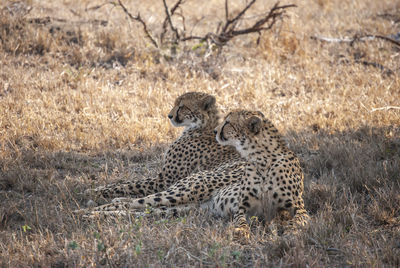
[213,129,217,134]
[168,114,173,119]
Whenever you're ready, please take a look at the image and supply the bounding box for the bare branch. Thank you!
[336,56,394,76]
[162,0,182,43]
[168,0,185,19]
[110,0,295,49]
[85,3,111,12]
[188,16,206,39]
[116,0,158,48]
[221,0,256,34]
[28,16,108,26]
[311,34,400,47]
[160,0,184,44]
[216,2,296,45]
[180,35,206,42]
[215,21,222,36]
[176,11,187,36]
[356,60,394,76]
[229,0,257,24]
[225,0,229,22]
[367,35,400,47]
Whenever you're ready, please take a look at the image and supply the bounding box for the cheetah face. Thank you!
[215,110,265,154]
[168,92,217,130]
[168,104,199,128]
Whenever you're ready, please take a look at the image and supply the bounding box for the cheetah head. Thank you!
[168,92,218,130]
[215,110,266,156]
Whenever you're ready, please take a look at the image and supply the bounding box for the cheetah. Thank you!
[84,110,309,236]
[87,92,241,199]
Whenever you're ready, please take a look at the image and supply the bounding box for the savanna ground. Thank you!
[1,0,400,266]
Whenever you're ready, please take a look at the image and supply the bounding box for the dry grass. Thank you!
[1,0,399,266]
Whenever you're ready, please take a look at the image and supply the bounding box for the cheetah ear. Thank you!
[247,116,262,134]
[201,95,216,111]
[256,111,265,118]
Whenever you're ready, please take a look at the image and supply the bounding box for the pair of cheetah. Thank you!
[80,92,309,237]
[88,92,242,200]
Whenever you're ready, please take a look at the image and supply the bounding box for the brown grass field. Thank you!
[1,0,400,266]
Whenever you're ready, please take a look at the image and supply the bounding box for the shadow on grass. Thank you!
[0,125,399,266]
[0,146,165,230]
[289,126,400,219]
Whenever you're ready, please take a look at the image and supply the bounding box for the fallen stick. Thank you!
[311,34,400,47]
[370,106,400,112]
[28,16,108,26]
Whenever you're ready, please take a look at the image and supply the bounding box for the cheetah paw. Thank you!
[233,227,251,243]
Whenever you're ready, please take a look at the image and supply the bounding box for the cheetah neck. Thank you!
[182,111,219,133]
[203,109,220,130]
[182,124,202,133]
[181,125,214,138]
[240,128,288,168]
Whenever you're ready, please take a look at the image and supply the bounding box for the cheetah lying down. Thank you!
[80,110,309,235]
[86,92,240,200]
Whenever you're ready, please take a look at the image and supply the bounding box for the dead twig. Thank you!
[183,1,296,46]
[28,16,108,26]
[311,34,400,47]
[110,0,295,49]
[225,0,229,22]
[85,3,111,12]
[216,1,297,45]
[339,58,394,76]
[371,106,400,112]
[160,0,184,44]
[356,60,394,76]
[221,0,256,35]
[115,0,158,48]
[372,34,400,47]
[162,0,181,41]
[312,34,398,75]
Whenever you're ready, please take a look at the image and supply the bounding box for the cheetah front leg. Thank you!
[230,184,254,240]
[83,162,244,218]
[83,204,199,220]
[229,168,263,241]
[89,171,214,212]
[266,166,310,232]
[86,173,172,200]
[232,210,251,241]
[139,204,199,218]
